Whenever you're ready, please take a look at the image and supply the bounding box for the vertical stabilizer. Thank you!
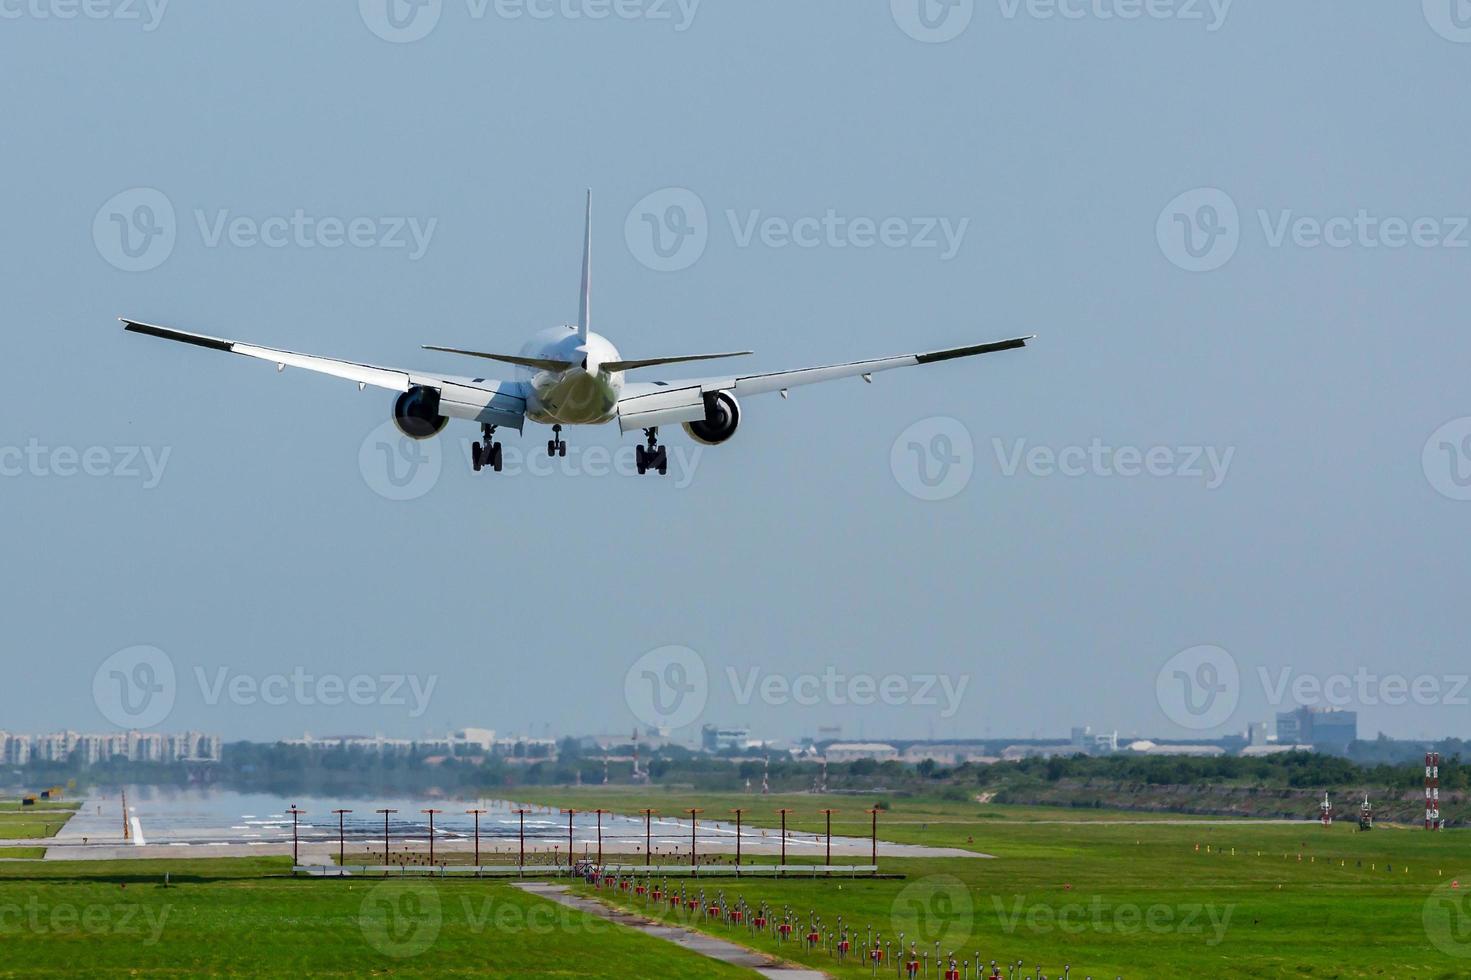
[578,190,592,342]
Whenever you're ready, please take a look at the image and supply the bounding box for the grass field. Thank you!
[2,791,1469,976]
[0,800,76,845]
[0,849,45,860]
[0,857,760,977]
[0,801,78,813]
[517,789,1471,978]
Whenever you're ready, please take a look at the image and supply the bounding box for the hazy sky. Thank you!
[3,1,1469,746]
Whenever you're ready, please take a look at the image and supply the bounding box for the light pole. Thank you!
[865,807,879,867]
[776,809,793,873]
[685,808,703,869]
[561,809,578,870]
[593,809,610,867]
[729,808,746,868]
[513,808,530,874]
[286,806,304,869]
[639,809,656,867]
[333,809,351,869]
[376,808,397,869]
[819,809,836,868]
[466,808,486,869]
[421,809,443,866]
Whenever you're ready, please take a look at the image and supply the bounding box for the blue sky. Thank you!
[2,1,1469,745]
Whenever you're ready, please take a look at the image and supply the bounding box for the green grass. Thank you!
[0,817,71,840]
[520,789,1471,978]
[0,801,78,813]
[0,799,77,842]
[0,849,45,860]
[0,858,762,977]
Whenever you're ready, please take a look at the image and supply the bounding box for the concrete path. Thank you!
[515,882,826,980]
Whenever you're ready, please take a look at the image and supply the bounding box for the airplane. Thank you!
[122,193,1033,476]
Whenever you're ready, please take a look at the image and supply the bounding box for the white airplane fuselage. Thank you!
[519,325,625,425]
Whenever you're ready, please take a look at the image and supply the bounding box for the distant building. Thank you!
[452,728,496,752]
[1124,740,1226,757]
[0,732,31,765]
[999,744,1071,761]
[1247,722,1270,746]
[824,742,899,763]
[1275,707,1357,753]
[898,744,998,766]
[701,725,755,753]
[1240,744,1312,757]
[1068,727,1119,754]
[0,730,220,765]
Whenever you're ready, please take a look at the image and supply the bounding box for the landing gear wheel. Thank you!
[558,442,567,458]
[548,424,566,458]
[638,427,664,477]
[475,425,501,475]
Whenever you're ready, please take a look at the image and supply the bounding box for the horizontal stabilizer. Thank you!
[423,346,573,372]
[602,351,752,373]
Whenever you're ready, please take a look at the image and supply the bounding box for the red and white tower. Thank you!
[1319,791,1333,827]
[1426,752,1442,830]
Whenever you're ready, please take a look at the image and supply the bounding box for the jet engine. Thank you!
[393,385,449,439]
[682,391,741,446]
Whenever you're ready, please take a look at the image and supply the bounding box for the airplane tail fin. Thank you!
[577,190,592,342]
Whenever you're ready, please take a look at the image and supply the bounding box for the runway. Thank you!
[27,789,990,862]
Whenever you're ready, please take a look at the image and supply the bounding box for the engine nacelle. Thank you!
[682,391,741,446]
[393,385,449,439]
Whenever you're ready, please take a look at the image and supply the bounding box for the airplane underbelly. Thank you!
[526,370,619,425]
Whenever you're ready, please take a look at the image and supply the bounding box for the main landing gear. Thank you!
[547,424,567,458]
[635,427,668,476]
[471,424,503,473]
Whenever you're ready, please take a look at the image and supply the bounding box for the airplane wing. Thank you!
[616,335,1033,431]
[121,319,527,431]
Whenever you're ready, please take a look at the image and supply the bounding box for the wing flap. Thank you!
[615,383,707,433]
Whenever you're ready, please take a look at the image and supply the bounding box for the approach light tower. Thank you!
[1319,792,1333,827]
[1359,794,1373,831]
[1427,752,1443,830]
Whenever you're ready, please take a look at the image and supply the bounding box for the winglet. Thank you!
[577,190,592,343]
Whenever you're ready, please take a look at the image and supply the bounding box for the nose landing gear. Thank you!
[547,424,567,458]
[471,425,503,473]
[635,427,668,476]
